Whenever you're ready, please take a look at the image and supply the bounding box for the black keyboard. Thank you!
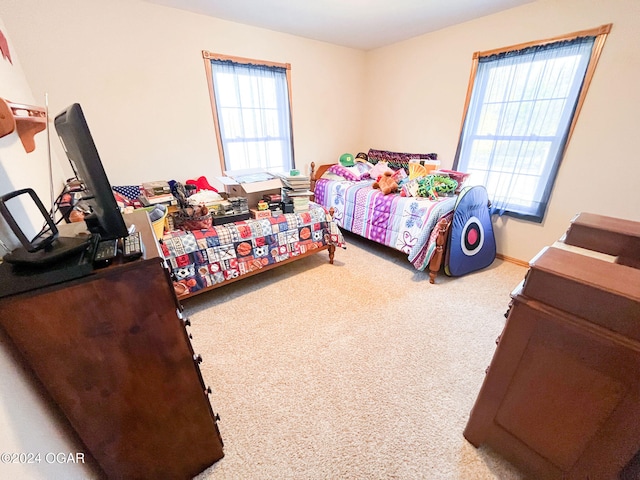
[122,231,144,260]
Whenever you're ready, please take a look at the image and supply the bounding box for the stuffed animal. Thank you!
[186,175,218,193]
[372,171,398,195]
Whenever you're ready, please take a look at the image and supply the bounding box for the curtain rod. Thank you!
[202,51,290,70]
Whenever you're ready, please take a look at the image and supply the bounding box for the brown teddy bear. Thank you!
[372,171,398,195]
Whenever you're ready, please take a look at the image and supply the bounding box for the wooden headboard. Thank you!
[309,162,335,201]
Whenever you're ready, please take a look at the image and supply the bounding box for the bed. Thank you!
[160,202,344,298]
[310,150,461,283]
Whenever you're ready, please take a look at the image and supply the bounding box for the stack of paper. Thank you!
[276,172,312,212]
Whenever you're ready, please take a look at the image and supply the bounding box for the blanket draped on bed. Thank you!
[314,178,455,270]
[161,203,344,295]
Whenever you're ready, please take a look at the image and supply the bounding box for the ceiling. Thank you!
[144,0,534,51]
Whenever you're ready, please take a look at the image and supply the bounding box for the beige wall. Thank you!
[0,12,67,250]
[0,0,366,188]
[363,0,640,261]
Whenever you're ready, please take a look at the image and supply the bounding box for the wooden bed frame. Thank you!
[309,162,451,284]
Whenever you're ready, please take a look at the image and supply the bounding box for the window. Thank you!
[454,25,611,222]
[203,52,294,173]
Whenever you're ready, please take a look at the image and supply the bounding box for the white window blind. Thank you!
[207,56,294,173]
[454,26,610,222]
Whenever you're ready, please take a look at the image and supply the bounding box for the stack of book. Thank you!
[138,181,177,207]
[276,172,313,213]
[262,193,282,211]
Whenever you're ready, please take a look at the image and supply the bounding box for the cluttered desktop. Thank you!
[0,103,147,298]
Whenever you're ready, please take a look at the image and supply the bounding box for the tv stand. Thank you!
[0,210,224,478]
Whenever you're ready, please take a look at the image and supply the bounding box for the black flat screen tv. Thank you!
[0,103,127,266]
[54,103,128,241]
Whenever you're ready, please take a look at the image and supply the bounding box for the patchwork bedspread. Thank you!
[314,178,456,270]
[160,203,344,295]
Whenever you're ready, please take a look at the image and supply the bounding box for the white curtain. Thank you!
[455,37,595,222]
[211,60,293,173]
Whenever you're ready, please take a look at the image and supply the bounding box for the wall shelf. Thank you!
[0,97,47,153]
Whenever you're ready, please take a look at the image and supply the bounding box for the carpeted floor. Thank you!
[186,231,528,479]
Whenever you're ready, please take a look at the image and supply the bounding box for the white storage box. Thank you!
[216,169,283,208]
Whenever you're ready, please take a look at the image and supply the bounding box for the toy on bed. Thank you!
[372,171,399,195]
[311,149,472,283]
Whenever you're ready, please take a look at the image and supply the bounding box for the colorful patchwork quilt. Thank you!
[160,203,344,295]
[314,178,455,270]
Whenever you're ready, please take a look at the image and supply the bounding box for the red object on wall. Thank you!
[0,29,12,64]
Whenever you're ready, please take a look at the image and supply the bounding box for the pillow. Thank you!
[327,163,371,181]
[368,148,438,173]
[320,170,347,181]
[368,161,394,180]
[350,162,372,176]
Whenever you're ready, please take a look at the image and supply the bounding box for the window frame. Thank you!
[453,24,611,222]
[202,51,295,173]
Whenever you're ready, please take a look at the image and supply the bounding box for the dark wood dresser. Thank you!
[464,212,640,479]
[0,210,223,479]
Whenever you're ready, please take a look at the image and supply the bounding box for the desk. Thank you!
[0,210,224,479]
